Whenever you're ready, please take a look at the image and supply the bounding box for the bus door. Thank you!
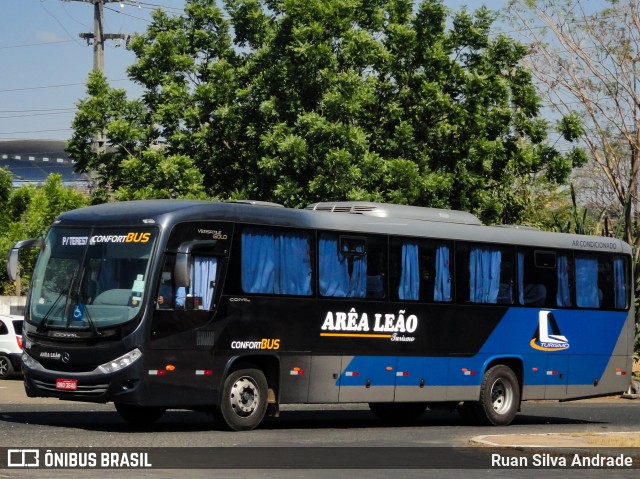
[337,356,397,403]
[148,228,229,403]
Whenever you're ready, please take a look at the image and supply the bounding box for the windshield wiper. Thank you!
[36,290,67,333]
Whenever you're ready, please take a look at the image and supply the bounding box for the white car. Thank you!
[0,315,23,379]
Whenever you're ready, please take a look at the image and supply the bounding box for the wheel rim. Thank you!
[0,358,8,377]
[229,376,260,418]
[490,377,513,415]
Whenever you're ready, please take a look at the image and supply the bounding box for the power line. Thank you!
[0,79,127,94]
[0,128,73,135]
[39,0,86,47]
[0,82,88,93]
[0,111,77,120]
[0,39,77,50]
[0,108,77,113]
[104,5,152,23]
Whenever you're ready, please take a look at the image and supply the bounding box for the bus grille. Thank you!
[197,331,215,346]
[32,379,109,396]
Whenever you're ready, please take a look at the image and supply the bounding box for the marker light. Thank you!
[97,348,142,374]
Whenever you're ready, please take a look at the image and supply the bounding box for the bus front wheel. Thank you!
[217,368,268,431]
[459,365,520,426]
[115,403,166,425]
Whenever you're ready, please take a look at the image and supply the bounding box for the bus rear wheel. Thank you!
[368,402,427,422]
[115,403,166,426]
[217,368,268,431]
[460,365,520,426]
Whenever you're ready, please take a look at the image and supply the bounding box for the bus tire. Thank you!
[466,365,520,426]
[368,402,427,422]
[0,355,14,379]
[218,368,268,431]
[115,403,166,425]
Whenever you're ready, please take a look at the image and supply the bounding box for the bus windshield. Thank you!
[28,226,158,331]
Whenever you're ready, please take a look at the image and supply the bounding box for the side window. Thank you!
[157,255,178,309]
[612,256,630,310]
[157,254,219,310]
[517,248,572,308]
[0,321,7,335]
[319,233,387,299]
[390,238,452,302]
[457,243,514,305]
[188,256,218,309]
[575,253,629,310]
[575,253,602,309]
[241,226,313,296]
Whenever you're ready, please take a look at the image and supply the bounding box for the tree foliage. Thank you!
[0,175,88,295]
[68,0,578,224]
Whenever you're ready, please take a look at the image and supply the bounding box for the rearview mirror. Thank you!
[174,240,218,288]
[6,238,44,281]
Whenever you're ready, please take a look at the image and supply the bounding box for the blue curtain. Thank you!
[175,286,186,308]
[241,230,277,294]
[349,254,367,298]
[398,241,419,300]
[319,234,366,297]
[242,228,312,296]
[278,233,312,295]
[576,255,599,308]
[192,256,217,309]
[614,257,627,309]
[319,236,349,296]
[434,245,451,302]
[556,254,571,307]
[517,251,525,305]
[469,247,502,303]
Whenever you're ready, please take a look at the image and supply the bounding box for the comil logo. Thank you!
[530,310,570,351]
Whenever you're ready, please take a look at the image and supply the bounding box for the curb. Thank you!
[470,431,640,450]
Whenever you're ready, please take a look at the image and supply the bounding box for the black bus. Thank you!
[7,200,634,430]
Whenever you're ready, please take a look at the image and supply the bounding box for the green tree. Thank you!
[0,168,13,229]
[0,175,88,295]
[69,0,579,224]
[66,73,206,202]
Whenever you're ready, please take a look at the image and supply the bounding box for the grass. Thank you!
[569,432,640,447]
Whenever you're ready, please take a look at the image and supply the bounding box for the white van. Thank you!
[0,315,23,379]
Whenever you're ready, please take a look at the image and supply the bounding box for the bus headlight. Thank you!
[97,348,142,374]
[22,351,39,369]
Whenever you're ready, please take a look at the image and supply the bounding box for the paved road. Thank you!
[1,378,639,478]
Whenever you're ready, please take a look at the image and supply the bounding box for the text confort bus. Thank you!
[7,200,634,430]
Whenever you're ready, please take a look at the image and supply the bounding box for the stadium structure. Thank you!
[0,139,90,189]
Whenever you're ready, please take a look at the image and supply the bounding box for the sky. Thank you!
[1,0,508,142]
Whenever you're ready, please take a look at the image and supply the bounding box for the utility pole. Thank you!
[71,0,129,154]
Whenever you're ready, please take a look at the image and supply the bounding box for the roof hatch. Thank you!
[305,202,482,225]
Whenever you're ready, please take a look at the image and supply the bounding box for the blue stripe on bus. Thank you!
[337,308,628,387]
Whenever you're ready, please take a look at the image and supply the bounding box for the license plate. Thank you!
[56,379,78,391]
